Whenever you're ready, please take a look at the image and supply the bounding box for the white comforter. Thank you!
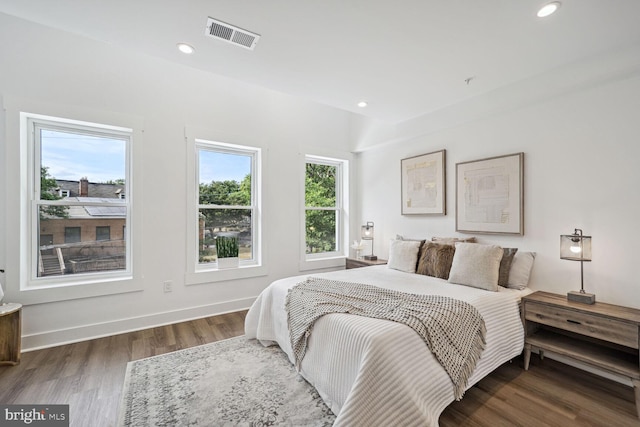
[245,266,530,427]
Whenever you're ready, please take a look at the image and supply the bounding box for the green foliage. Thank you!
[40,167,69,219]
[104,178,125,185]
[215,234,239,258]
[305,163,337,254]
[198,174,251,262]
[305,163,336,207]
[199,174,251,229]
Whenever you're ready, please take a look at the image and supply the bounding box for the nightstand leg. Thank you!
[539,349,544,361]
[632,379,640,419]
[524,343,531,370]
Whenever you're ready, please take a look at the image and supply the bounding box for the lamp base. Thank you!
[364,255,378,261]
[567,291,596,305]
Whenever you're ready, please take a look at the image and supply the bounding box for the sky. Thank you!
[41,130,125,183]
[199,150,250,184]
[42,130,250,184]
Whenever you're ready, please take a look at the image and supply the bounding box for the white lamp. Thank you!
[560,228,594,304]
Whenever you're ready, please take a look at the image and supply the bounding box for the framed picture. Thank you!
[456,152,524,235]
[401,149,446,215]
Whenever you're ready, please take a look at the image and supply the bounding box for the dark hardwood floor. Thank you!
[1,310,638,426]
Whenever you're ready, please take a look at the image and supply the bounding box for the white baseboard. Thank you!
[21,297,255,352]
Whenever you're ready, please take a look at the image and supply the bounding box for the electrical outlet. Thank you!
[163,280,172,293]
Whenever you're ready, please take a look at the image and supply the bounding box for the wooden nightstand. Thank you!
[522,291,640,418]
[0,303,22,366]
[345,258,387,269]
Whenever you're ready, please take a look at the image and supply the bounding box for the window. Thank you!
[196,140,260,269]
[64,227,81,244]
[304,155,348,261]
[27,114,131,282]
[96,226,111,241]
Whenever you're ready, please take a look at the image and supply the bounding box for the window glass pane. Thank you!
[199,150,251,206]
[40,129,126,198]
[305,209,337,254]
[305,163,336,208]
[199,208,252,263]
[39,205,126,277]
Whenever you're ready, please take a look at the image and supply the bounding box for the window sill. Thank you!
[15,275,143,305]
[299,256,346,272]
[185,264,268,286]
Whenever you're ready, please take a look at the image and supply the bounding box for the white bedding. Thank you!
[245,265,531,426]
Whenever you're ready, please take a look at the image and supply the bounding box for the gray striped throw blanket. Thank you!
[285,277,487,400]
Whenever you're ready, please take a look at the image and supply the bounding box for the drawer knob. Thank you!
[567,319,582,325]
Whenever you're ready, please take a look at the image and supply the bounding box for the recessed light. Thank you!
[357,101,368,108]
[537,2,561,18]
[177,43,195,54]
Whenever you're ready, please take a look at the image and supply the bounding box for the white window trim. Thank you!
[11,111,142,305]
[300,154,350,271]
[185,133,266,285]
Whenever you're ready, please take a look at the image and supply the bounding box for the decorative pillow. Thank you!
[507,251,536,290]
[396,234,427,271]
[431,236,477,245]
[498,248,518,287]
[416,241,456,279]
[448,243,503,291]
[387,239,422,273]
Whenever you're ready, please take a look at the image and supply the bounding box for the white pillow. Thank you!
[507,251,536,290]
[387,239,421,273]
[448,243,503,291]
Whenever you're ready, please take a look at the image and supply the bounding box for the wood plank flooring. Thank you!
[0,310,638,426]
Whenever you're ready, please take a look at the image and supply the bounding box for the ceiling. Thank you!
[1,0,639,123]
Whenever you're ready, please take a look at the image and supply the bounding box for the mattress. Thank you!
[245,265,531,426]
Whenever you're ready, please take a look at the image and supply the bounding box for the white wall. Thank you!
[355,63,640,309]
[0,13,356,350]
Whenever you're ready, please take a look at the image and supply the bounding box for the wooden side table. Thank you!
[345,258,387,269]
[0,303,22,366]
[522,291,640,418]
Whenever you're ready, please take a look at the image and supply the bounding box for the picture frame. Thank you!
[456,152,524,235]
[401,149,446,215]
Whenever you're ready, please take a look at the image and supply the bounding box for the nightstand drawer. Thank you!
[525,302,639,349]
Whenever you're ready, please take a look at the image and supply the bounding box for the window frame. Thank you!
[301,154,349,269]
[185,135,266,285]
[25,113,133,287]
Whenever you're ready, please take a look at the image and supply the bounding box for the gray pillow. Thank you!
[498,248,518,287]
[507,251,536,290]
[448,243,503,291]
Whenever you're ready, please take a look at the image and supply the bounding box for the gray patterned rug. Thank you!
[118,336,335,426]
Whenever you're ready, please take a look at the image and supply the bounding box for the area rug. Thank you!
[118,336,335,426]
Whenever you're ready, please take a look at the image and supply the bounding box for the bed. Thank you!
[245,243,534,427]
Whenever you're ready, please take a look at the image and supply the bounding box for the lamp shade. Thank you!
[361,222,374,240]
[560,229,591,262]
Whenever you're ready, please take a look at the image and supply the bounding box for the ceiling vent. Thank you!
[205,17,260,50]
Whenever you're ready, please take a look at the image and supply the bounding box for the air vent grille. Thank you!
[206,17,260,50]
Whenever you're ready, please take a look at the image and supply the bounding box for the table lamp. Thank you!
[560,228,594,304]
[361,221,377,261]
